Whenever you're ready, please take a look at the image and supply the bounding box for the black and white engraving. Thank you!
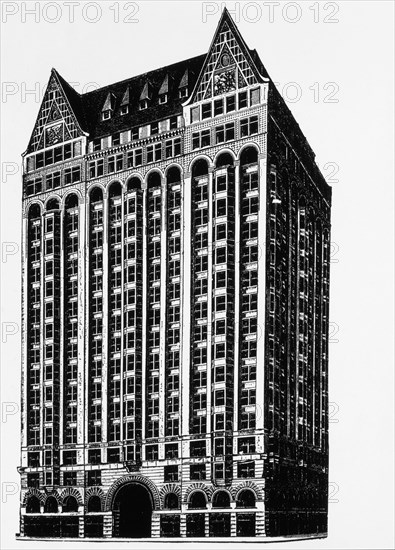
[18,8,331,540]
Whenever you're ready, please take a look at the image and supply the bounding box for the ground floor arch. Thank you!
[112,482,153,538]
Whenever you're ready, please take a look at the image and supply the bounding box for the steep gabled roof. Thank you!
[79,54,206,139]
[187,7,266,105]
[52,68,88,133]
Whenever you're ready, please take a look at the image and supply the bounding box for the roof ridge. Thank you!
[81,53,206,98]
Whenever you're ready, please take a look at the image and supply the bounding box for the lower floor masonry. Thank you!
[19,471,327,538]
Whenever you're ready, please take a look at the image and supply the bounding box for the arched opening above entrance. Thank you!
[112,483,153,538]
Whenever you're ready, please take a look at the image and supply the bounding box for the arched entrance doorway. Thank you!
[113,483,153,538]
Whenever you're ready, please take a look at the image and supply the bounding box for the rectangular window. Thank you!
[64,166,81,185]
[164,465,179,482]
[201,129,210,148]
[214,463,224,479]
[192,129,211,150]
[126,421,135,439]
[215,389,225,406]
[215,413,225,430]
[238,90,248,109]
[238,437,256,454]
[28,452,40,467]
[27,473,40,488]
[214,98,224,116]
[146,445,158,461]
[190,463,206,480]
[165,443,178,459]
[190,440,206,457]
[191,106,200,122]
[216,198,227,217]
[62,450,77,465]
[240,115,259,137]
[88,449,101,464]
[201,102,212,120]
[133,149,142,166]
[238,461,255,478]
[63,472,77,486]
[215,246,226,264]
[226,95,236,113]
[107,447,120,463]
[214,438,224,456]
[169,116,178,130]
[116,154,123,171]
[108,156,115,173]
[86,470,101,486]
[215,122,235,144]
[250,88,261,105]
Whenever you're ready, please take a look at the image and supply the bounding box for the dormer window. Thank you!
[158,74,169,105]
[120,86,130,115]
[101,92,115,121]
[139,81,151,111]
[178,69,189,99]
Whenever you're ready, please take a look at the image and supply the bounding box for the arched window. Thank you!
[26,495,40,513]
[62,495,78,513]
[215,152,234,169]
[89,186,103,203]
[108,181,122,198]
[164,492,179,510]
[64,193,79,210]
[44,496,58,513]
[166,166,181,185]
[147,171,161,190]
[188,491,207,509]
[28,203,41,220]
[240,146,258,167]
[236,489,256,508]
[46,197,60,211]
[191,158,209,178]
[212,490,231,508]
[127,177,142,192]
[87,495,101,513]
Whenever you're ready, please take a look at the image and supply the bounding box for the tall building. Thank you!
[19,9,331,539]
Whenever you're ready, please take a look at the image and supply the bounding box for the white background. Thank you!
[0,1,394,549]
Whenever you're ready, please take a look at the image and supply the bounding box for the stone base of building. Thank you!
[18,512,327,540]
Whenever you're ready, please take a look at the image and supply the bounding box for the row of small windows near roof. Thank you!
[101,75,189,121]
[190,87,261,124]
[26,141,82,173]
[97,86,260,153]
[91,116,179,153]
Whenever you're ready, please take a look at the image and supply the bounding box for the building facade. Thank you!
[19,9,331,539]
